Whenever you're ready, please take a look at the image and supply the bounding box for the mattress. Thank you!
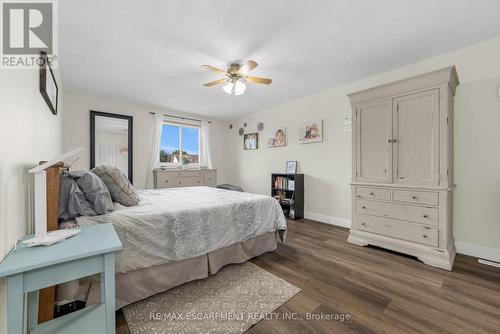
[75,186,287,273]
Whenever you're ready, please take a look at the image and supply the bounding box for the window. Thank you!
[159,123,200,165]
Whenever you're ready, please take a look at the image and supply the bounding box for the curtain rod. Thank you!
[149,112,212,124]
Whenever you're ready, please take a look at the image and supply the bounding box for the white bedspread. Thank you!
[76,187,287,273]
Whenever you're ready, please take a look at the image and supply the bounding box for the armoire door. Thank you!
[356,99,393,183]
[393,89,440,186]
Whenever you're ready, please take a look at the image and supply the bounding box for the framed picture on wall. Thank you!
[299,119,323,144]
[286,161,297,174]
[39,51,59,115]
[244,132,258,150]
[267,127,287,148]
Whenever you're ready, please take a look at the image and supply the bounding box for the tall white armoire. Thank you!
[347,67,459,270]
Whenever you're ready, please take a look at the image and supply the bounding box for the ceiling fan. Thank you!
[202,60,272,96]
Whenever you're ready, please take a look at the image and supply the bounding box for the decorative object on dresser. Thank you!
[154,169,217,189]
[271,173,304,220]
[347,66,459,271]
[39,51,59,115]
[243,132,258,150]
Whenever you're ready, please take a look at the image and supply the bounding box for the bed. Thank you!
[69,186,287,308]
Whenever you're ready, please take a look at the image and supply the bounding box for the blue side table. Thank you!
[0,224,122,334]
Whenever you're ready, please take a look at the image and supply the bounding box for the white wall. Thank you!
[228,37,500,255]
[0,70,64,334]
[62,91,230,189]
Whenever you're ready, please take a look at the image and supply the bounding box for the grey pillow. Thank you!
[69,171,113,214]
[59,174,97,221]
[91,166,140,207]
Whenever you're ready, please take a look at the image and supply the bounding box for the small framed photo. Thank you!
[39,51,58,115]
[267,127,287,148]
[286,161,297,174]
[244,132,258,150]
[299,119,323,144]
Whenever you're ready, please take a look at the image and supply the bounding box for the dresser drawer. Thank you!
[155,173,175,189]
[393,189,438,206]
[173,170,204,178]
[357,215,438,247]
[175,176,203,187]
[203,170,217,187]
[356,199,438,226]
[355,187,391,201]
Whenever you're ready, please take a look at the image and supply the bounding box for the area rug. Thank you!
[122,262,301,334]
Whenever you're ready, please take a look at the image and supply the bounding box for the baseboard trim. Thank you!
[455,241,500,263]
[302,213,500,263]
[303,212,351,228]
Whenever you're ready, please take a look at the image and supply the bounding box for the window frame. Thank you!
[158,121,201,167]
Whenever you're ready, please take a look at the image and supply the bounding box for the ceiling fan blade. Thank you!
[245,76,272,85]
[201,65,227,75]
[238,60,258,74]
[203,78,226,87]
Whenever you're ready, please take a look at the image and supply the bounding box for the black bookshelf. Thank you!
[271,173,304,220]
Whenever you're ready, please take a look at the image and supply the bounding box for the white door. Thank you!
[356,99,393,183]
[393,89,440,186]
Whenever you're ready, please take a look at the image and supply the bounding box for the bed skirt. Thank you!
[85,231,278,309]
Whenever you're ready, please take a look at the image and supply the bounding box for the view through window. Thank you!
[159,124,200,164]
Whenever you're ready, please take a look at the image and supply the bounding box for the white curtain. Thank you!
[146,114,163,189]
[200,121,213,169]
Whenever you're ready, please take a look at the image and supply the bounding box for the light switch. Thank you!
[342,114,352,131]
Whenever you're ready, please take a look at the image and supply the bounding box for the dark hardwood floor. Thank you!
[117,219,500,334]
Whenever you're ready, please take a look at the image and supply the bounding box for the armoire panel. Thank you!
[393,89,440,186]
[356,100,392,183]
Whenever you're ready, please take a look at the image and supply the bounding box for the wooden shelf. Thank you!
[271,173,304,220]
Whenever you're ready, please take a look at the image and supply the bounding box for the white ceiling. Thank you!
[60,0,500,120]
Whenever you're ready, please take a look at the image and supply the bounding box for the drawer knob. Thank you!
[412,196,417,200]
[370,192,374,196]
[423,215,428,218]
[179,181,181,184]
[361,222,366,226]
[165,180,169,183]
[422,235,428,239]
[357,195,361,198]
[361,206,366,209]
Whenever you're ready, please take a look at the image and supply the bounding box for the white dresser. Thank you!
[153,169,217,189]
[347,67,459,270]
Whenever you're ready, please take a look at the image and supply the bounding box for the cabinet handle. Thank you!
[423,215,428,218]
[361,206,366,209]
[370,192,374,196]
[388,139,393,143]
[412,196,417,200]
[424,226,431,230]
[422,235,428,239]
[361,222,366,226]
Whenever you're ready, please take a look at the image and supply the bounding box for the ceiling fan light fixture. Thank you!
[222,80,246,96]
[222,82,234,95]
[233,80,246,96]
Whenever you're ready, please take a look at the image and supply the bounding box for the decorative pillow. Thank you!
[70,171,114,214]
[91,166,140,206]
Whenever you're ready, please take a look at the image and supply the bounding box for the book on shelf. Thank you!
[274,176,296,190]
